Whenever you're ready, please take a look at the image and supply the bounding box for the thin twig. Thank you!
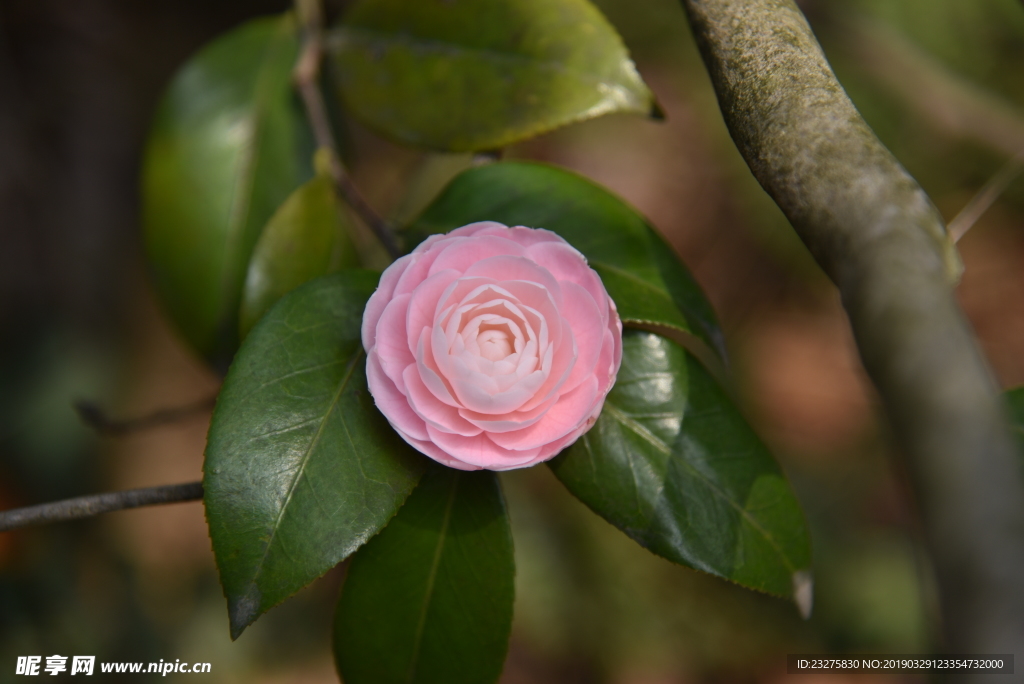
[948,148,1024,242]
[292,1,402,260]
[74,395,216,436]
[0,482,204,533]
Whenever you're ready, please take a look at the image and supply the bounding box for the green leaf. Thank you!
[328,0,659,152]
[239,162,359,339]
[404,160,726,362]
[549,330,812,598]
[335,466,514,684]
[142,14,312,366]
[403,161,807,599]
[204,271,426,639]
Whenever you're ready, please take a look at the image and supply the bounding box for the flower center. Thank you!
[477,329,514,361]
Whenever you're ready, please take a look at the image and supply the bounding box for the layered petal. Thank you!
[487,375,600,452]
[363,222,622,471]
[366,349,428,441]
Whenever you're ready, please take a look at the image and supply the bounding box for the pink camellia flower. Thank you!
[362,222,622,471]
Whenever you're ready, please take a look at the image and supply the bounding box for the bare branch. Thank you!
[0,482,204,533]
[291,1,402,260]
[679,0,1024,662]
[948,148,1024,243]
[74,395,216,436]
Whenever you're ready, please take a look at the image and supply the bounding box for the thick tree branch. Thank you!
[292,0,401,260]
[678,0,1024,663]
[0,482,204,532]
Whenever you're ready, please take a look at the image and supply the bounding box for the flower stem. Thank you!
[292,0,402,260]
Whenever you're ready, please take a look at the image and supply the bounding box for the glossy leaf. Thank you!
[239,164,359,338]
[404,161,726,362]
[142,14,312,366]
[335,466,514,684]
[549,331,812,598]
[205,271,426,638]
[328,0,658,152]
[402,161,808,597]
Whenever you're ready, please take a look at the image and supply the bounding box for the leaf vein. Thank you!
[406,474,459,683]
[248,349,364,596]
[603,401,796,573]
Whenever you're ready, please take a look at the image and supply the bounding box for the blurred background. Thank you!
[1,0,1023,681]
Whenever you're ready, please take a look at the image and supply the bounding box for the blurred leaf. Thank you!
[239,161,359,338]
[327,0,658,152]
[334,466,514,684]
[549,331,811,599]
[142,14,312,366]
[205,271,426,639]
[389,153,479,227]
[404,160,726,362]
[1007,386,1024,462]
[856,0,1024,104]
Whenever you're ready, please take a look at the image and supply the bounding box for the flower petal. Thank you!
[442,221,510,240]
[403,364,482,437]
[449,361,546,414]
[397,431,479,471]
[458,393,558,433]
[362,253,413,350]
[482,225,564,248]
[427,234,526,277]
[526,241,609,325]
[463,255,563,307]
[406,269,460,352]
[558,281,606,394]
[425,426,543,470]
[366,349,428,441]
[374,293,415,392]
[517,323,574,413]
[487,375,599,451]
[417,327,460,408]
[364,223,622,472]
